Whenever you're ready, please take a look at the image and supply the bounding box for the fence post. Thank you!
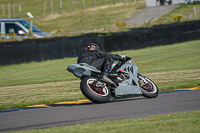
[193,6,196,19]
[125,0,127,3]
[18,3,21,18]
[82,0,85,10]
[43,1,46,18]
[12,5,15,18]
[50,0,53,14]
[29,18,32,35]
[113,0,116,5]
[72,0,75,12]
[2,5,5,18]
[93,0,96,7]
[60,0,62,14]
[8,4,10,18]
[103,0,106,5]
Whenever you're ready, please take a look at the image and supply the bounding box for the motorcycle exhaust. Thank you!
[101,75,118,88]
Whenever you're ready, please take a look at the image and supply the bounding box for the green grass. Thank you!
[11,111,200,133]
[0,40,200,110]
[0,58,77,87]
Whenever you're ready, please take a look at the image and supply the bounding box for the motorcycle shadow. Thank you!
[48,97,146,107]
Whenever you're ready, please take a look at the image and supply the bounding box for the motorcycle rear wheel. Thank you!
[140,76,159,98]
[80,77,111,103]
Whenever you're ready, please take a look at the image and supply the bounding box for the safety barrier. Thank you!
[0,20,200,65]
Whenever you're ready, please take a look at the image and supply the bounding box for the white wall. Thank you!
[146,0,195,7]
[146,0,157,7]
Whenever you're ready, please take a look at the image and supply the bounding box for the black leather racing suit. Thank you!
[77,49,122,73]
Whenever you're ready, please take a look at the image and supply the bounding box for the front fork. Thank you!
[137,73,148,86]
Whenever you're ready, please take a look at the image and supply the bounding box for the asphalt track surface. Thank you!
[125,5,179,25]
[0,90,200,132]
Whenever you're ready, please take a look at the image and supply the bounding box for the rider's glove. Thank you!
[121,55,131,61]
[121,55,126,60]
[126,56,131,60]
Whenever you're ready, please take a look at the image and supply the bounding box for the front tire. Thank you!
[139,75,159,98]
[80,77,111,103]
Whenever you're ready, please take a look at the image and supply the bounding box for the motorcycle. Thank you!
[67,58,159,103]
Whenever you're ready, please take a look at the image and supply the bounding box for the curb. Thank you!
[26,99,91,108]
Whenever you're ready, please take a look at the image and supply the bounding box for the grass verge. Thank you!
[11,110,200,133]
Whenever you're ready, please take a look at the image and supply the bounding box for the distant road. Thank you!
[0,90,200,132]
[125,5,179,25]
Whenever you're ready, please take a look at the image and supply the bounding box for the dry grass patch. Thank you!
[144,69,200,90]
[0,80,82,108]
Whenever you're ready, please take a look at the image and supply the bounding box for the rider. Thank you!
[77,43,128,85]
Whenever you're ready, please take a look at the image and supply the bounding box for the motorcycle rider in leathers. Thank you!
[77,43,128,86]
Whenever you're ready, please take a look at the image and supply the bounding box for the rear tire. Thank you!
[80,77,111,103]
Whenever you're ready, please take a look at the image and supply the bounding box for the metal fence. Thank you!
[43,0,138,17]
[1,4,21,18]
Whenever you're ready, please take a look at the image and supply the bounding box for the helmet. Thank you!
[86,43,100,51]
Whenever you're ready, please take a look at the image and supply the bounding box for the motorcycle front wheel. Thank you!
[139,76,159,98]
[80,77,111,103]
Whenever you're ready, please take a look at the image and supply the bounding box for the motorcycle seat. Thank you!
[79,63,101,73]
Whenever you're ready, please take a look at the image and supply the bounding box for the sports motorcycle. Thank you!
[67,58,159,103]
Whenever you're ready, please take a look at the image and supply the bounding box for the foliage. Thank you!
[173,14,184,23]
[116,21,127,27]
